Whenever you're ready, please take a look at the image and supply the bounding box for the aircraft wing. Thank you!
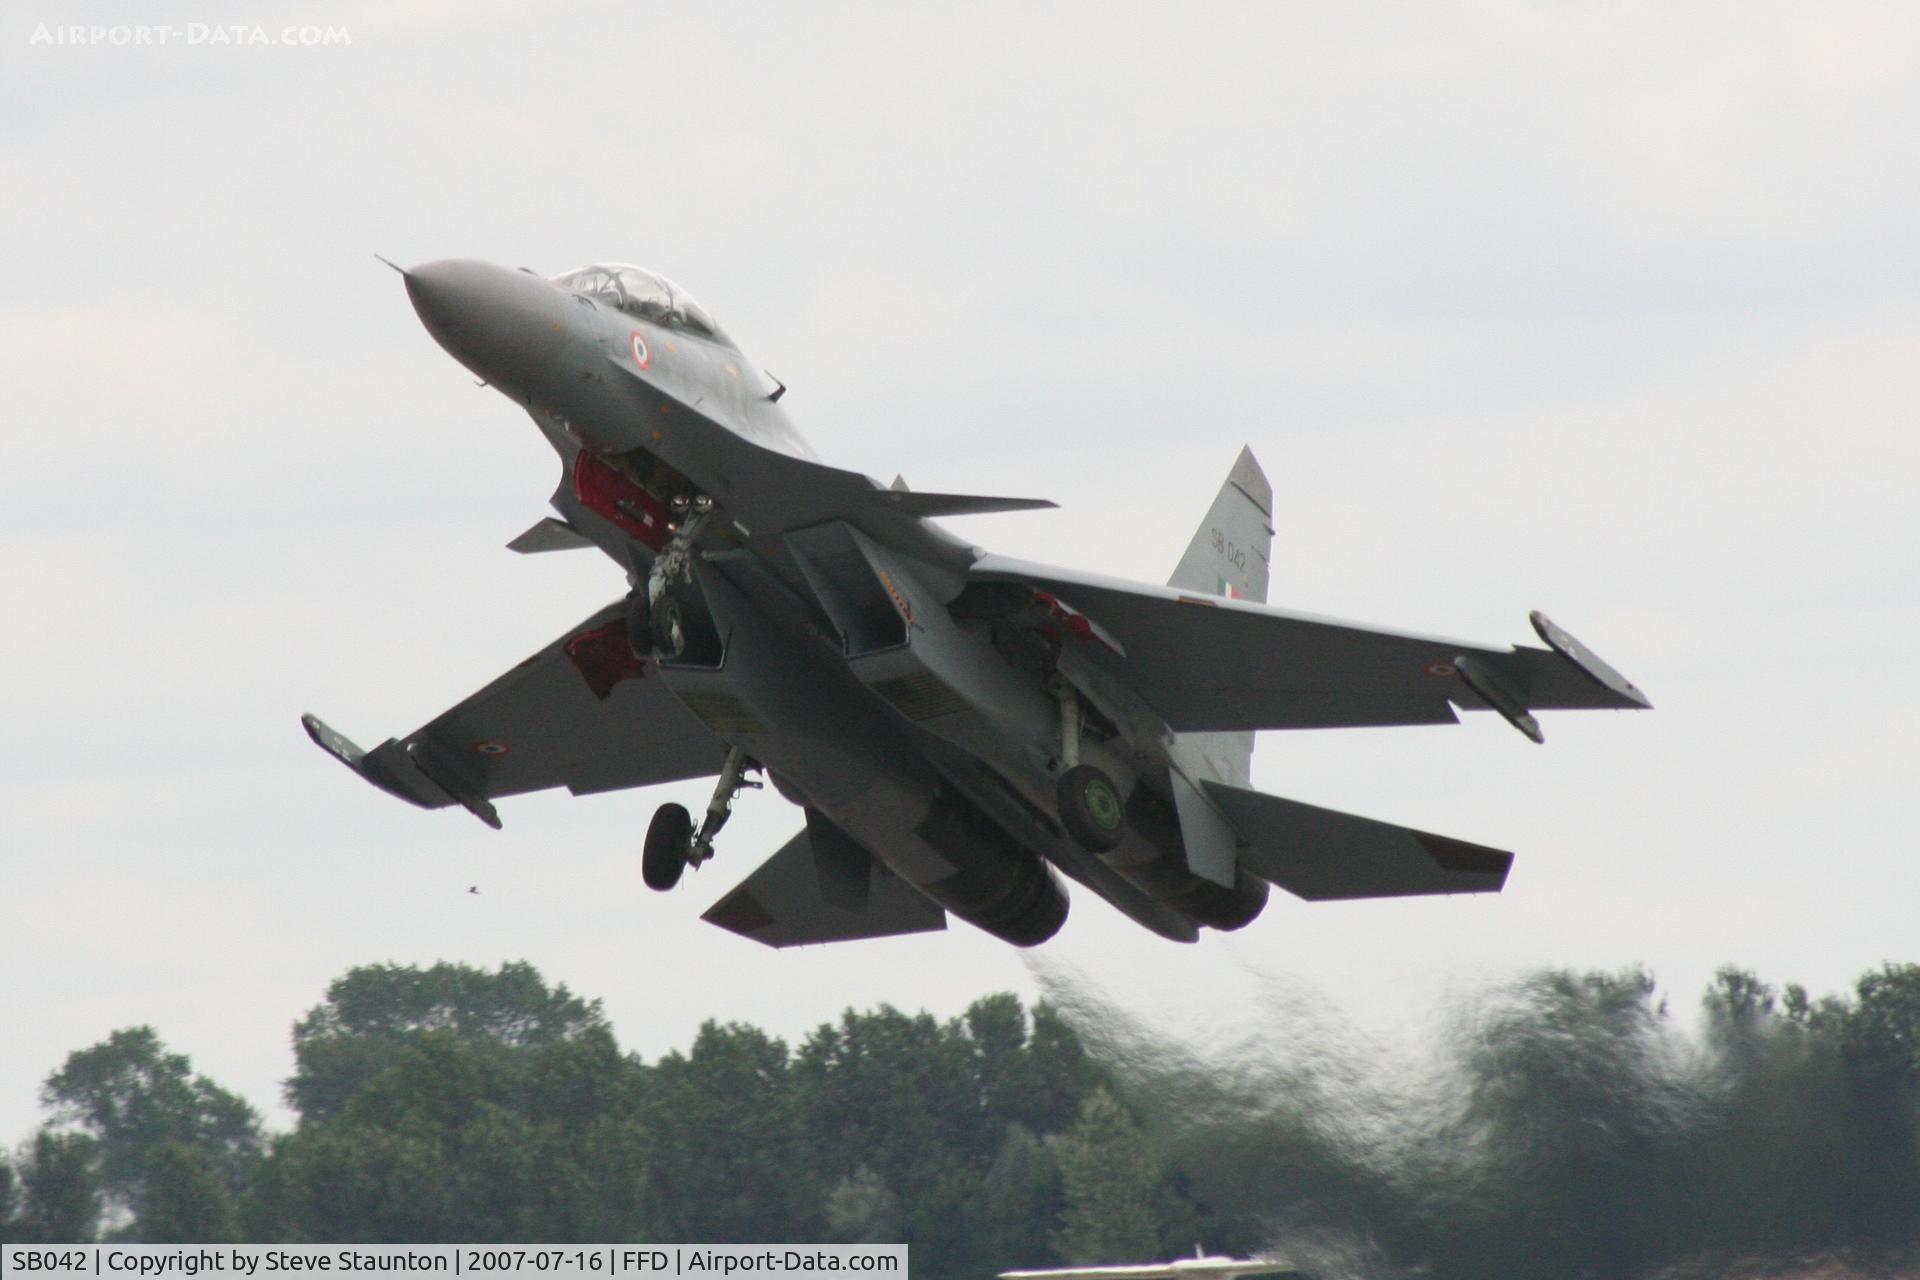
[970,555,1650,736]
[702,813,949,947]
[303,601,728,825]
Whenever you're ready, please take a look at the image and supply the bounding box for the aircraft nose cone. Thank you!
[404,258,568,392]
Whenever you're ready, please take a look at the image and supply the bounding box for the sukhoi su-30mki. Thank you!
[304,259,1651,948]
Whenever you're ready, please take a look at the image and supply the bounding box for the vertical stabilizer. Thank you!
[1167,446,1273,604]
[1167,447,1274,788]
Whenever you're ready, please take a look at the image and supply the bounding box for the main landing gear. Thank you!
[1057,764,1126,853]
[643,747,761,890]
[1048,674,1126,853]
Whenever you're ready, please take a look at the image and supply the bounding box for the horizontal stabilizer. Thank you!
[702,817,948,947]
[507,516,594,553]
[866,490,1057,518]
[1204,780,1512,900]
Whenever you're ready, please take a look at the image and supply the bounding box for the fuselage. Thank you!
[401,259,1267,945]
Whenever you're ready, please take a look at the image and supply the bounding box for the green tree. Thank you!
[0,1150,18,1243]
[795,1004,1001,1275]
[967,997,1101,1137]
[1685,966,1854,1258]
[10,1131,102,1243]
[1426,968,1700,1280]
[795,1005,983,1193]
[1050,1088,1160,1264]
[971,1123,1062,1271]
[263,1023,649,1242]
[41,1026,262,1227]
[1832,963,1920,1241]
[260,964,646,1242]
[822,1166,899,1243]
[287,961,603,1123]
[786,996,1106,1277]
[1842,963,1920,1098]
[139,1143,239,1243]
[645,1021,807,1241]
[965,995,1031,1125]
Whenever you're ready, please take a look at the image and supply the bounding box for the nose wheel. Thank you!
[643,803,694,890]
[643,748,762,892]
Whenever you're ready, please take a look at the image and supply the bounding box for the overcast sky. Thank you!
[4,2,1918,1145]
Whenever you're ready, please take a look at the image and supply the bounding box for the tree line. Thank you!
[8,959,1920,1279]
[0,963,1176,1275]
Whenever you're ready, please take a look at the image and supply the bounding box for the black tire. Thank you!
[643,803,693,890]
[1057,764,1126,853]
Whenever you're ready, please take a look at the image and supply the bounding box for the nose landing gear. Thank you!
[643,747,761,891]
[632,497,722,663]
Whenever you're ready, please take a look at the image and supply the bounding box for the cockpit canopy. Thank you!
[550,263,728,344]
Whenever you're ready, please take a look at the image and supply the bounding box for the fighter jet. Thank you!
[303,259,1650,948]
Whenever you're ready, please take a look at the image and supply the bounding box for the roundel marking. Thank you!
[474,741,511,756]
[1424,662,1457,677]
[629,330,651,370]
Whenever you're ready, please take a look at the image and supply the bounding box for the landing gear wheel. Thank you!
[1058,764,1126,853]
[643,803,693,890]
